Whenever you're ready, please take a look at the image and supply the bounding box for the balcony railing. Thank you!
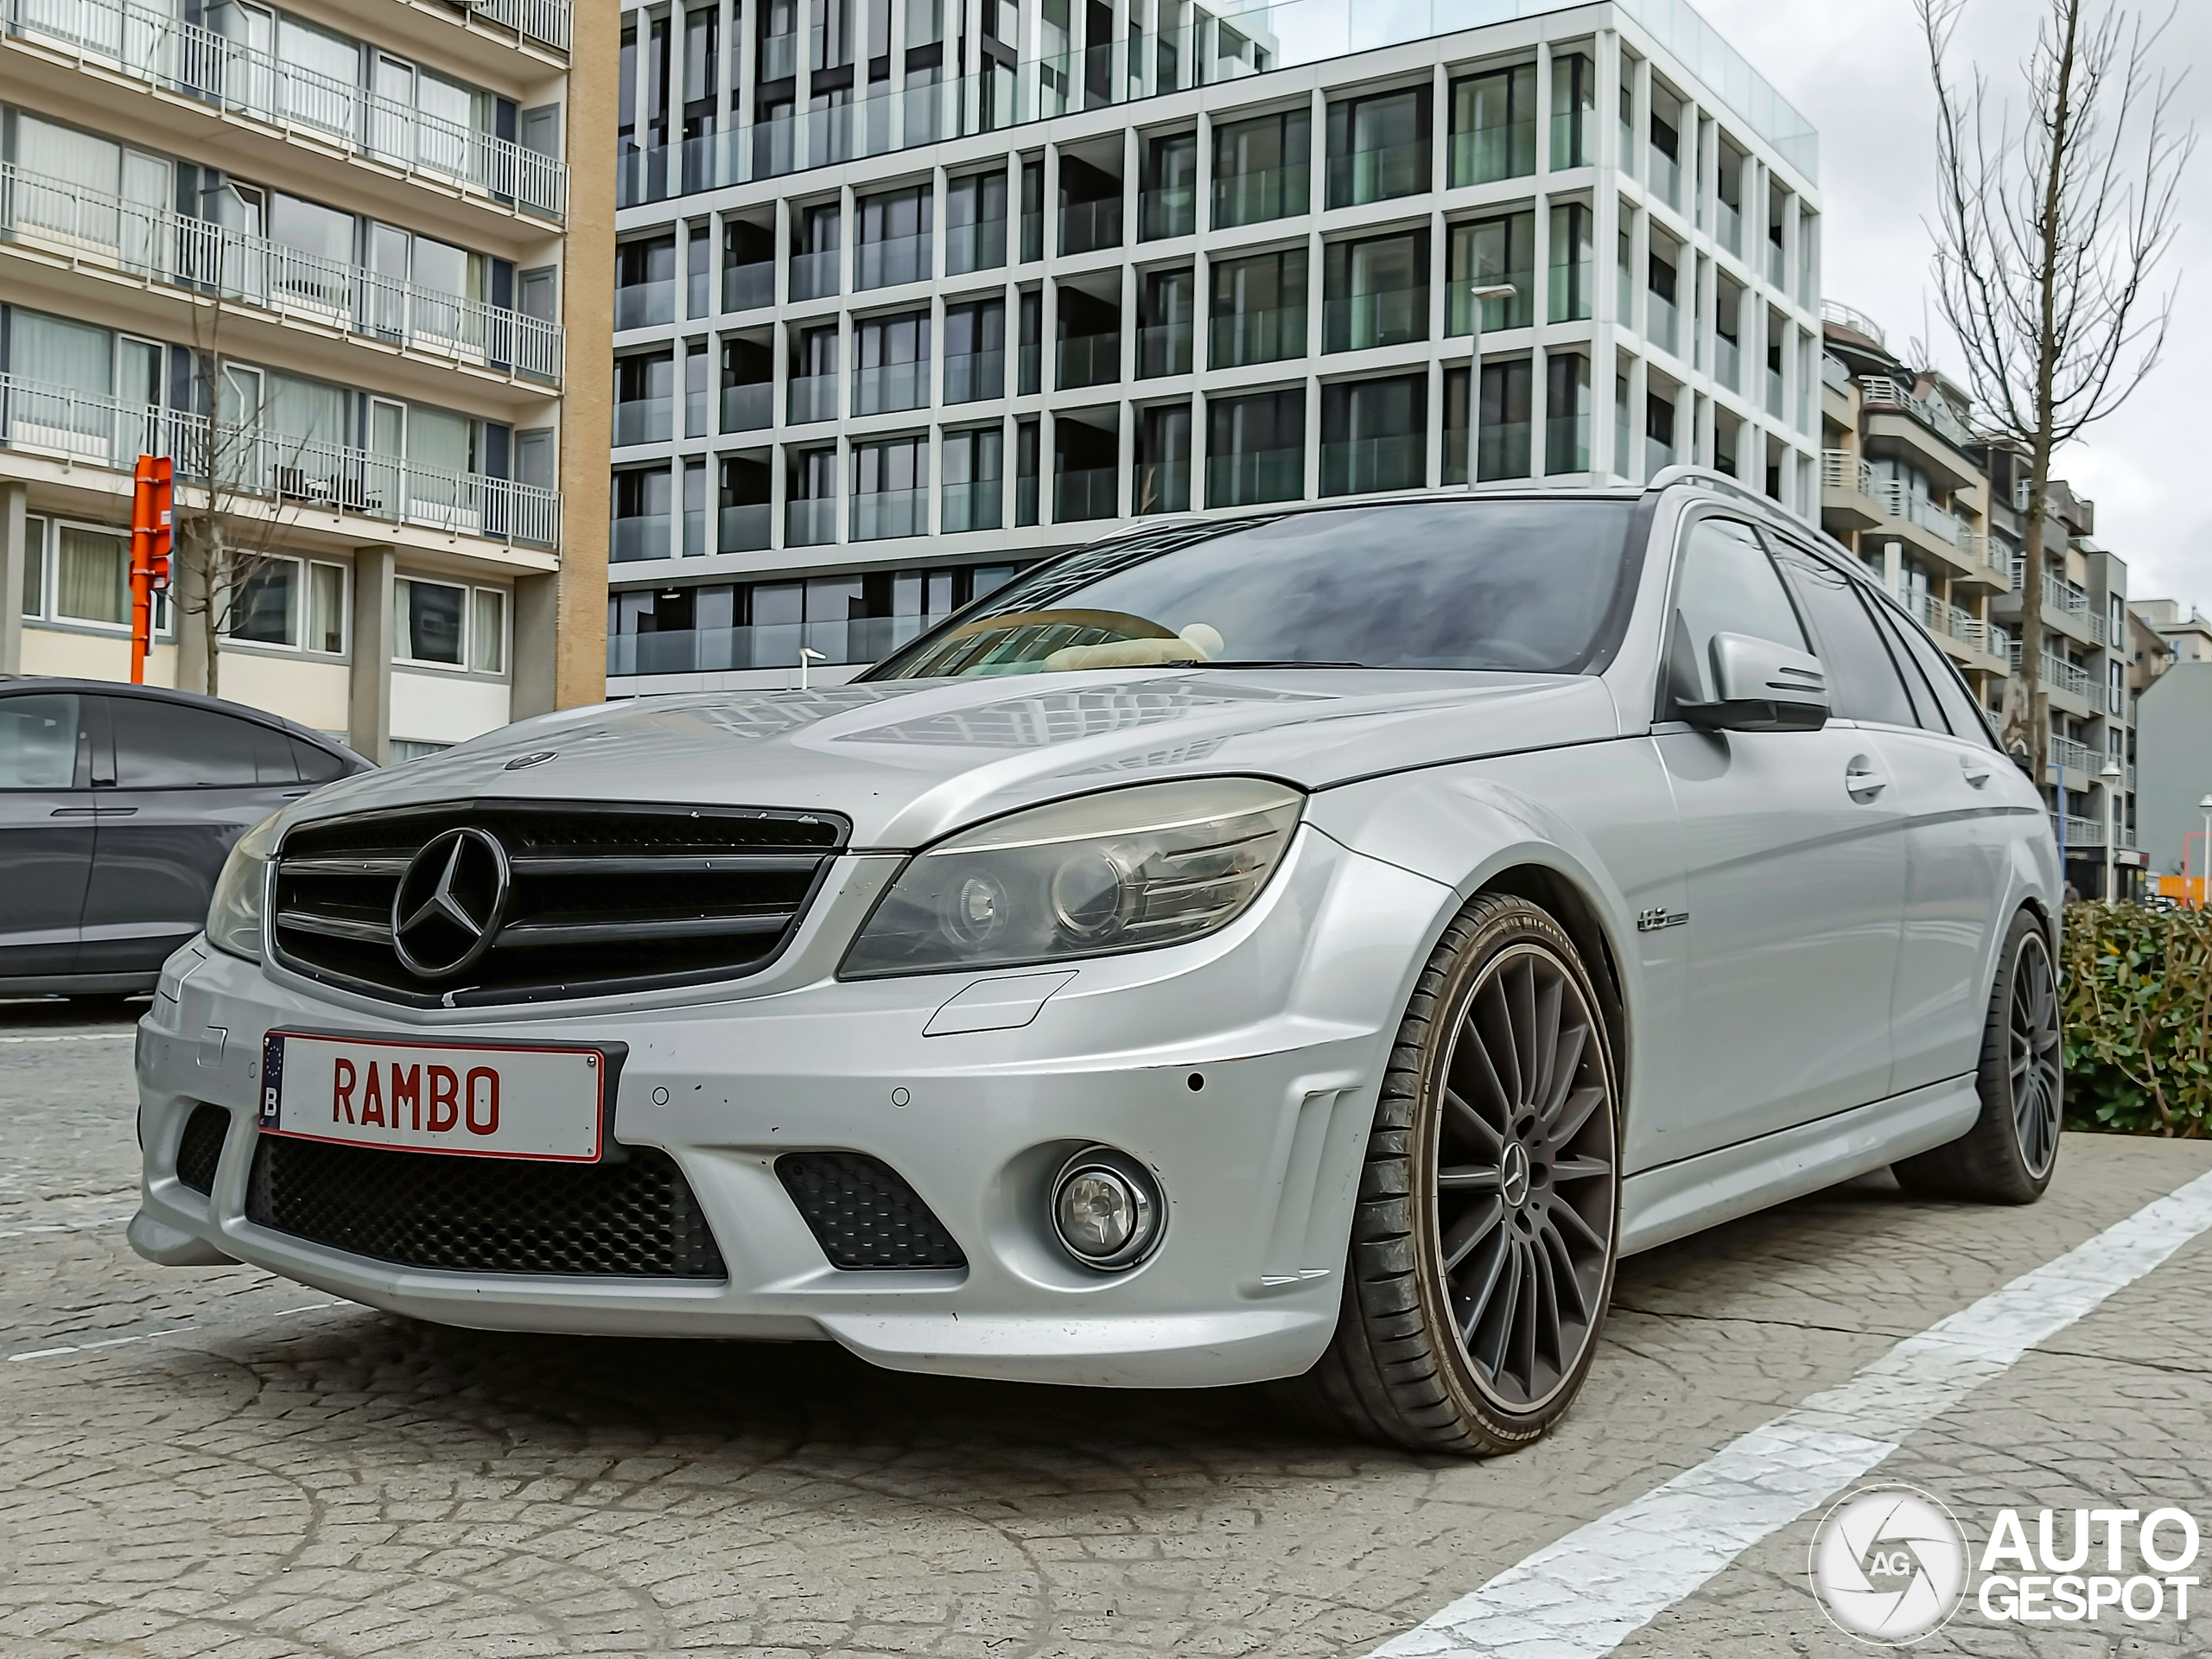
[1137,321,1193,377]
[1821,301,1888,346]
[1874,479,1963,545]
[1054,463,1117,521]
[852,359,929,416]
[790,248,841,302]
[11,0,566,216]
[941,478,1002,532]
[854,232,930,290]
[1058,194,1123,256]
[0,372,556,546]
[1057,330,1121,390]
[2007,643,2093,700]
[785,496,837,546]
[787,374,839,424]
[467,0,572,50]
[1326,141,1427,207]
[1207,448,1303,508]
[1325,289,1426,353]
[718,502,772,552]
[613,397,672,447]
[1321,434,1423,496]
[723,261,774,313]
[1140,186,1196,240]
[1450,123,1534,187]
[1211,306,1304,368]
[1859,374,1978,450]
[610,513,671,563]
[1902,588,2008,659]
[0,162,563,382]
[946,219,1007,275]
[852,486,926,540]
[1212,165,1308,229]
[944,349,1006,404]
[2053,813,2127,850]
[2050,735,2095,774]
[721,381,772,433]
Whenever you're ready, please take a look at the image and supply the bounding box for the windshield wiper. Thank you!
[1164,658,1367,670]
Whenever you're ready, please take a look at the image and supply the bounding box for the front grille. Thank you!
[776,1152,967,1269]
[246,1135,728,1278]
[175,1103,228,1195]
[270,800,847,1005]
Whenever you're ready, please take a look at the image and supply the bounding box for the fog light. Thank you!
[1052,1147,1163,1271]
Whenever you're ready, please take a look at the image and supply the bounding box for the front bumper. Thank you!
[132,830,1448,1388]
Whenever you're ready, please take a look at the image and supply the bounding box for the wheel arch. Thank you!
[1476,861,1630,1103]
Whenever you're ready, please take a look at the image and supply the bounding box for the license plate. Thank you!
[259,1031,607,1162]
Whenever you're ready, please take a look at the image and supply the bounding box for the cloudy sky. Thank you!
[1695,0,2212,609]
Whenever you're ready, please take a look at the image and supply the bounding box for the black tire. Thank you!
[1290,893,1621,1455]
[1891,909,2061,1205]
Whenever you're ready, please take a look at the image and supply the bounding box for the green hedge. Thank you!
[2063,901,2212,1137]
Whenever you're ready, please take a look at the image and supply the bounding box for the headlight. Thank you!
[206,810,282,962]
[841,777,1304,978]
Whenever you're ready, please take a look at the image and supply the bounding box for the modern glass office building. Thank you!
[606,0,1820,690]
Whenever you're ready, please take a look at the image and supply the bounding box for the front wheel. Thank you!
[1892,908,2061,1204]
[1293,893,1621,1455]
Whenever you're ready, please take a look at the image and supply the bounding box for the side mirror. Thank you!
[1681,632,1830,734]
[2009,745,2035,777]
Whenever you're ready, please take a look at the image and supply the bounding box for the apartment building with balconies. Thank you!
[0,0,616,760]
[602,0,1821,692]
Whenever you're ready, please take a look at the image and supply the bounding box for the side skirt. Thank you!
[1618,1076,1980,1257]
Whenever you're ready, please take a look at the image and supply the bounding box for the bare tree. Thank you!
[165,309,321,700]
[1920,0,2192,791]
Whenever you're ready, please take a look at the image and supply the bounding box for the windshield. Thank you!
[865,499,1639,678]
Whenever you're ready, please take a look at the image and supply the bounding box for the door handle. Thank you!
[1960,752,1993,787]
[282,788,312,799]
[1845,759,1887,799]
[49,805,137,817]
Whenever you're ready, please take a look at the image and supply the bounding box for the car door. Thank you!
[0,691,96,983]
[75,695,304,978]
[1863,588,2018,1092]
[1651,517,1905,1159]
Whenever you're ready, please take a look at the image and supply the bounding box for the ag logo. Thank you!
[1808,1484,1969,1645]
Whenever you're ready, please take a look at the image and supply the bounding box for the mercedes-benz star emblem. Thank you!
[1499,1141,1533,1209]
[391,826,510,979]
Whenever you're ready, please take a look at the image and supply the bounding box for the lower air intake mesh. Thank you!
[175,1104,228,1196]
[246,1136,727,1279]
[775,1151,967,1269]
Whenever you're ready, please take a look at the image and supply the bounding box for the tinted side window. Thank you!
[1872,597,1997,746]
[109,699,270,788]
[0,695,80,789]
[1776,553,1915,727]
[1669,518,1806,706]
[290,737,348,785]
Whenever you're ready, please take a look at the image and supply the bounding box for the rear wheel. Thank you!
[1294,893,1620,1455]
[1892,909,2061,1204]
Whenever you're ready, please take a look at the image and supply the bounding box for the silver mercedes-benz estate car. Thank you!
[133,470,2061,1454]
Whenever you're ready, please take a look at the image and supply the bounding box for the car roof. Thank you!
[0,677,366,762]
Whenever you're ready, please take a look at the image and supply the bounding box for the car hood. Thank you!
[289,669,1624,848]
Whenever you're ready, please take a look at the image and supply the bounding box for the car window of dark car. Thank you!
[106,697,281,788]
[1870,594,1998,746]
[290,736,347,784]
[1666,518,1806,707]
[0,694,80,789]
[1773,550,1916,728]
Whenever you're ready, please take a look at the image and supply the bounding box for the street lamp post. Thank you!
[2199,793,2212,908]
[2100,760,2122,901]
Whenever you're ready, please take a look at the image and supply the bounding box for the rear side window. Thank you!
[0,694,79,789]
[1667,518,1805,706]
[1776,553,1915,728]
[107,698,291,788]
[290,737,349,784]
[1871,597,1997,746]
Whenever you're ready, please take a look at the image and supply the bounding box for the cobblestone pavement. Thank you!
[6,995,2211,1658]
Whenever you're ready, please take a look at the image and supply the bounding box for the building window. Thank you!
[612,467,673,563]
[1056,283,1121,391]
[19,515,47,619]
[720,456,772,553]
[1058,154,1123,255]
[943,426,1004,531]
[1449,65,1534,187]
[721,337,774,432]
[1647,239,1681,356]
[1136,402,1192,514]
[1548,202,1593,322]
[722,217,775,311]
[1545,353,1592,474]
[1321,374,1425,496]
[1212,107,1310,229]
[786,445,838,546]
[55,525,129,627]
[1209,246,1306,369]
[852,309,931,416]
[1053,412,1117,523]
[1326,86,1429,208]
[1206,387,1303,508]
[1447,212,1534,335]
[1478,357,1533,480]
[395,577,467,666]
[944,300,1007,403]
[1324,231,1429,353]
[1645,391,1678,478]
[855,183,932,290]
[1138,267,1195,378]
[232,561,298,646]
[1141,130,1198,240]
[473,588,506,673]
[615,350,676,446]
[791,200,842,300]
[1015,417,1040,525]
[946,169,1008,274]
[852,435,930,540]
[790,323,841,423]
[1551,52,1595,168]
[615,235,677,329]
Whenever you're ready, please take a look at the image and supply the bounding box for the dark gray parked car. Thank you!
[0,681,369,998]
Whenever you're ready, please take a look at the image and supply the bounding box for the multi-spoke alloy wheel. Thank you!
[2008,932,2063,1179]
[1894,909,2062,1205]
[1295,893,1622,1455]
[1433,943,1618,1414]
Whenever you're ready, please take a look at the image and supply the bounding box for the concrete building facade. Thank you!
[0,0,616,760]
[601,0,1823,693]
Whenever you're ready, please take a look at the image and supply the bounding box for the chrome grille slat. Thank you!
[270,799,847,1006]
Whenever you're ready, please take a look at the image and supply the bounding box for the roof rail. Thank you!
[1642,465,1879,573]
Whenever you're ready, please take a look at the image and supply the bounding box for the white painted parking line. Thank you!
[0,1032,135,1044]
[5,1301,344,1363]
[1370,1166,2212,1658]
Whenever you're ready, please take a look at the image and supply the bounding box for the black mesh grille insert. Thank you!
[270,799,848,1007]
[175,1103,228,1196]
[776,1152,966,1269]
[247,1136,728,1279]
